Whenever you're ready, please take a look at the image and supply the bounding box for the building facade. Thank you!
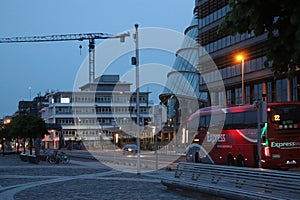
[157,0,300,151]
[160,0,300,127]
[18,95,48,116]
[159,9,206,135]
[41,75,153,149]
[195,0,300,105]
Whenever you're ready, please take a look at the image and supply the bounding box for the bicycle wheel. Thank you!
[47,155,56,164]
[63,157,70,164]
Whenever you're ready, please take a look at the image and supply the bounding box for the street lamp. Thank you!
[236,54,245,105]
[131,24,141,175]
[112,119,117,164]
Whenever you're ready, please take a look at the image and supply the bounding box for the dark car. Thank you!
[123,144,139,155]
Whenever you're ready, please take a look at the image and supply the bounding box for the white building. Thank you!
[41,75,153,149]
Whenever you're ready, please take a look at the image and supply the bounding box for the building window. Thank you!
[253,83,262,101]
[235,87,242,104]
[276,79,287,101]
[226,89,236,104]
[267,81,273,102]
[245,86,251,104]
[210,91,219,106]
[292,76,299,101]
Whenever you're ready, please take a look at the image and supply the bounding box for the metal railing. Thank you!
[161,162,300,200]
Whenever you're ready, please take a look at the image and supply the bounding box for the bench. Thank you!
[161,162,300,200]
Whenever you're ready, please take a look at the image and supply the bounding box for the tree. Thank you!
[219,0,300,78]
[0,124,10,139]
[8,114,48,155]
[0,124,10,155]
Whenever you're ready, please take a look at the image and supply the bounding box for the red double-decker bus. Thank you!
[184,102,300,169]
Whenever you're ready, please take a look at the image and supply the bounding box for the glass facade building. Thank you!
[160,0,300,131]
[196,0,300,105]
[159,14,207,130]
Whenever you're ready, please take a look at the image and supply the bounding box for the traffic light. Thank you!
[131,57,136,65]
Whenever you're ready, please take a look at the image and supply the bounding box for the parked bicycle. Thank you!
[47,150,70,164]
[58,151,70,164]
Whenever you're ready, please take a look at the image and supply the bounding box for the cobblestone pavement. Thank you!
[0,154,221,200]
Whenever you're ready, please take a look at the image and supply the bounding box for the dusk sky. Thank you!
[0,1,194,117]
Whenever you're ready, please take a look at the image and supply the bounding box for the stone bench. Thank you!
[161,162,300,200]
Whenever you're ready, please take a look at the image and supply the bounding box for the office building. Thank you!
[160,0,300,127]
[41,75,153,149]
[195,0,300,105]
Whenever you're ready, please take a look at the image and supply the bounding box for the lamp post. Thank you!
[156,107,162,171]
[237,55,245,105]
[112,119,117,164]
[132,24,141,175]
[256,100,262,168]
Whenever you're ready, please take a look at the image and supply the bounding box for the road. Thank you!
[68,149,183,172]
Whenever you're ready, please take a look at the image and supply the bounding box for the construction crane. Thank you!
[0,32,130,82]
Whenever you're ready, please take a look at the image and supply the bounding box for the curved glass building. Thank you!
[159,10,208,131]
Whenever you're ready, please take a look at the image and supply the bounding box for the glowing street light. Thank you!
[4,119,11,124]
[236,54,245,104]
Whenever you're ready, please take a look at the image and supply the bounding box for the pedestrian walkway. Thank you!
[0,154,218,200]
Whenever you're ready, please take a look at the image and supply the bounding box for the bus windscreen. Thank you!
[270,105,300,125]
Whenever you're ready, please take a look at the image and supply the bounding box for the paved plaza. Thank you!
[0,153,221,200]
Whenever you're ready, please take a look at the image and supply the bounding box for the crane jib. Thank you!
[0,31,130,83]
[0,33,116,43]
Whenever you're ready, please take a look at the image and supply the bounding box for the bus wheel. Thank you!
[237,155,245,167]
[227,155,234,166]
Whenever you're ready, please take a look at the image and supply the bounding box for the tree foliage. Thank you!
[219,0,300,78]
[0,124,10,139]
[8,114,48,139]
